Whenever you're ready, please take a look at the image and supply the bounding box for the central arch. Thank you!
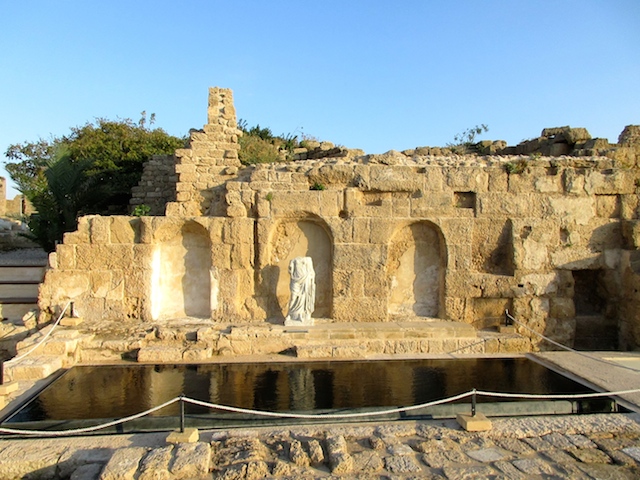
[266,217,333,321]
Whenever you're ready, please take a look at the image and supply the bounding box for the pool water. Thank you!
[2,357,610,431]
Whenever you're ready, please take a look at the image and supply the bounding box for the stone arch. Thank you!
[151,221,213,320]
[387,221,446,318]
[266,215,333,321]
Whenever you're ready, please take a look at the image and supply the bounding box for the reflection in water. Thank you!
[5,358,594,423]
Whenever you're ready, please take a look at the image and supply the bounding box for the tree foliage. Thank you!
[4,114,185,251]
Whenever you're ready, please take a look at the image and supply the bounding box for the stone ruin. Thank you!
[30,87,640,361]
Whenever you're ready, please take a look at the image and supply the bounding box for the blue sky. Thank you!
[1,1,639,198]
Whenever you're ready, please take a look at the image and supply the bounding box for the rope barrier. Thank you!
[0,397,180,436]
[182,391,475,419]
[6,301,72,364]
[3,386,640,437]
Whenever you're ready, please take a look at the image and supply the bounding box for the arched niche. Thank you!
[151,221,213,320]
[387,222,446,318]
[266,218,333,321]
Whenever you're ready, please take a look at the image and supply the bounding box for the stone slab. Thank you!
[60,317,84,327]
[0,381,19,395]
[457,413,492,431]
[166,427,199,444]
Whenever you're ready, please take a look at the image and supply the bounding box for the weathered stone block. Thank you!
[110,216,140,244]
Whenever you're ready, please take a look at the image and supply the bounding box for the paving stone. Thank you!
[621,446,640,463]
[329,452,354,475]
[289,439,310,466]
[421,449,472,469]
[138,446,173,480]
[541,448,578,464]
[553,461,592,479]
[417,438,460,453]
[217,437,268,466]
[308,439,325,465]
[57,447,113,478]
[542,432,574,449]
[352,450,384,473]
[387,444,415,456]
[326,434,354,474]
[494,437,534,455]
[578,463,638,479]
[245,461,270,480]
[511,458,556,475]
[422,452,449,469]
[566,433,597,449]
[522,436,553,451]
[100,447,148,480]
[270,460,291,476]
[375,423,417,437]
[441,464,496,479]
[385,455,422,473]
[71,463,105,480]
[465,447,508,463]
[460,436,495,450]
[595,436,637,452]
[170,442,211,478]
[493,460,527,480]
[368,435,385,450]
[0,443,65,480]
[216,463,246,480]
[569,447,613,464]
[611,449,640,467]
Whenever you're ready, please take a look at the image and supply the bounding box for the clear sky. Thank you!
[1,1,639,198]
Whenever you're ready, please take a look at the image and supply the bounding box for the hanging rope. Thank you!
[6,301,72,364]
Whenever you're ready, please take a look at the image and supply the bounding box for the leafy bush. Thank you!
[237,119,303,165]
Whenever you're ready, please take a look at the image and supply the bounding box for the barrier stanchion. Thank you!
[179,395,185,433]
[471,388,477,416]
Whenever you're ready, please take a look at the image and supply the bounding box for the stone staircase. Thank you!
[133,319,533,362]
[0,263,45,322]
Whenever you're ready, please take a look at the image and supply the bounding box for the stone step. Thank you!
[0,265,45,282]
[0,302,38,321]
[0,282,40,297]
[274,321,478,341]
[4,355,64,381]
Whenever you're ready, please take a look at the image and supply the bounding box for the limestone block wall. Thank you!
[39,215,258,324]
[36,87,640,351]
[165,87,242,218]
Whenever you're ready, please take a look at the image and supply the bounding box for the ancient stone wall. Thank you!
[129,155,177,215]
[37,88,640,352]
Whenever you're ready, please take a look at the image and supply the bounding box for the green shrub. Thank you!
[132,204,151,216]
[238,135,281,165]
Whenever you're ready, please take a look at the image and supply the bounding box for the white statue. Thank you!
[285,256,315,326]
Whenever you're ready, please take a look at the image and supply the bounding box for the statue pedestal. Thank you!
[284,317,314,327]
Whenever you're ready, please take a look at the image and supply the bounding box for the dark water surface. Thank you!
[3,358,599,424]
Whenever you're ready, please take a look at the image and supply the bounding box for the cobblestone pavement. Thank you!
[1,413,640,479]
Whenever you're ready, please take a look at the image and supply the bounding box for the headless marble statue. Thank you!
[285,256,315,326]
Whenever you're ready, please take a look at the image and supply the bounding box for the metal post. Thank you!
[179,395,185,433]
[471,388,477,417]
[0,360,3,385]
[505,309,513,326]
